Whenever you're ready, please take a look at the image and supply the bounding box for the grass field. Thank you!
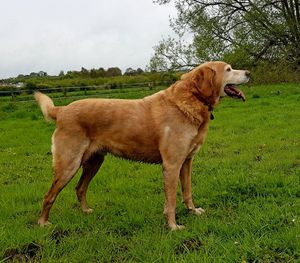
[0,83,299,262]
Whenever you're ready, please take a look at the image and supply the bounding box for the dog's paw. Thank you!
[82,208,94,214]
[191,207,205,216]
[169,224,186,231]
[38,219,52,227]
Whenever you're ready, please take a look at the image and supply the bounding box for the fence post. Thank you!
[63,87,67,97]
[11,88,16,101]
[148,82,153,90]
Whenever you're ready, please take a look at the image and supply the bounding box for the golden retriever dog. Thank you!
[35,61,250,230]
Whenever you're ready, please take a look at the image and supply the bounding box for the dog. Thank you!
[34,61,250,230]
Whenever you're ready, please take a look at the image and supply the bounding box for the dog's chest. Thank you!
[187,123,209,158]
[187,144,202,158]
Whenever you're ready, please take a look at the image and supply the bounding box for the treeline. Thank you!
[63,67,122,78]
[15,67,146,80]
[0,67,180,90]
[14,66,143,80]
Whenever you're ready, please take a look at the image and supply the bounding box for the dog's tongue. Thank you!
[224,85,246,101]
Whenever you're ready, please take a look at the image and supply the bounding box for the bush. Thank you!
[251,61,300,84]
[25,81,37,90]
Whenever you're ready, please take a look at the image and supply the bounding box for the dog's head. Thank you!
[181,61,250,107]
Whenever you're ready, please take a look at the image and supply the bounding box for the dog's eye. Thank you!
[226,68,231,72]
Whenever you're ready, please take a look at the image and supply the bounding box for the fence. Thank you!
[0,81,172,102]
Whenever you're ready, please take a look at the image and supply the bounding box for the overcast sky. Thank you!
[0,0,176,78]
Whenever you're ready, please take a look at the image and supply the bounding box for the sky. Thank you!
[0,0,177,78]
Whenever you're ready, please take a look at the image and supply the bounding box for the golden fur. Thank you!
[35,61,250,230]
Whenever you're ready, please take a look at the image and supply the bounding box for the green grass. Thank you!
[0,83,299,262]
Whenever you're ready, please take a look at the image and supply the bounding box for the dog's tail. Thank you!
[34,92,59,122]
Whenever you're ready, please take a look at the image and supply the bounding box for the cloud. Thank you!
[0,0,176,78]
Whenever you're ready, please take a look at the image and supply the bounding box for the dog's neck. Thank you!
[192,92,215,120]
[164,82,212,126]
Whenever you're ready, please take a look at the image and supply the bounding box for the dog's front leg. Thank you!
[180,158,205,215]
[163,163,185,230]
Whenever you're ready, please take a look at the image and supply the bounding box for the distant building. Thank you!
[15,82,24,88]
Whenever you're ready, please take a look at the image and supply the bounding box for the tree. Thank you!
[124,67,145,76]
[59,70,65,77]
[149,37,198,71]
[124,67,135,76]
[136,68,144,74]
[151,0,300,70]
[97,67,106,77]
[90,68,98,78]
[106,67,122,77]
[80,67,89,77]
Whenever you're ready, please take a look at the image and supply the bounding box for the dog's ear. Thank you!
[190,66,216,98]
[181,66,216,97]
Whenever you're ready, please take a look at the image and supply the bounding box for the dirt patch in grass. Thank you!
[50,228,71,244]
[2,242,42,262]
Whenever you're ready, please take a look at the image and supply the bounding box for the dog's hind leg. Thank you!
[76,152,104,213]
[180,158,194,210]
[38,130,88,226]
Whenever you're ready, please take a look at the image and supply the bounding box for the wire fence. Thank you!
[0,81,172,103]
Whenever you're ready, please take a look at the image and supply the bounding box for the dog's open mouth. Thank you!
[224,84,246,101]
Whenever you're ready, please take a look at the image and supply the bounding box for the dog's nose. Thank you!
[245,70,251,78]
